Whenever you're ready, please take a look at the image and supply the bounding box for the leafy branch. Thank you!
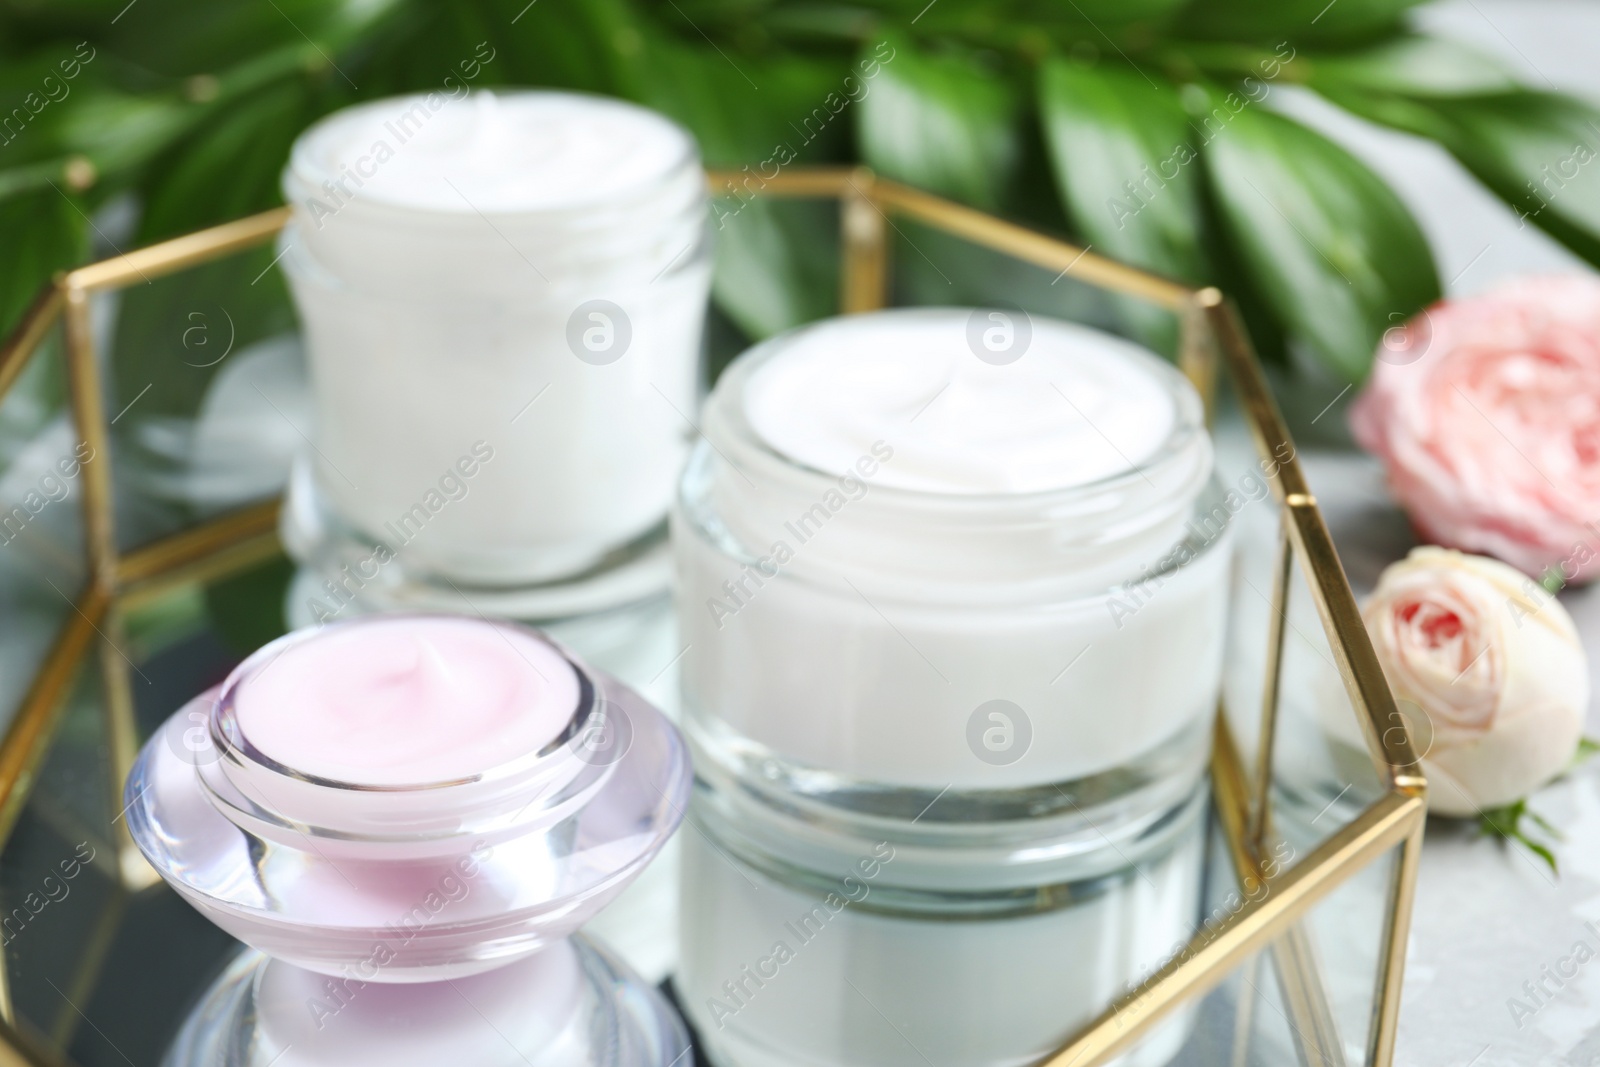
[1,0,1596,388]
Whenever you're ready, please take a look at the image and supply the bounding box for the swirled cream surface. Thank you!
[288,90,693,213]
[742,310,1179,494]
[233,617,579,785]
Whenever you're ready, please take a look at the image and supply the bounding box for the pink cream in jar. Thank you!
[126,613,690,982]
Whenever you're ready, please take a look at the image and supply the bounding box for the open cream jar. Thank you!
[675,307,1230,806]
[129,615,693,1067]
[673,307,1231,1067]
[278,91,711,618]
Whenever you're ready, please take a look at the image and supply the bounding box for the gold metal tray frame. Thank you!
[0,167,1425,1067]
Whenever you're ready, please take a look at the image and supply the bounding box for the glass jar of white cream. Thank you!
[672,307,1231,1066]
[278,91,711,620]
[675,307,1229,812]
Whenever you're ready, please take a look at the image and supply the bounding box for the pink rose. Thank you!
[1350,274,1600,584]
[1362,548,1588,816]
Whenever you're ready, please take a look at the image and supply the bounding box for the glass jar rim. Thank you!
[125,660,692,972]
[210,613,598,795]
[282,89,703,224]
[702,307,1212,517]
[689,308,1217,599]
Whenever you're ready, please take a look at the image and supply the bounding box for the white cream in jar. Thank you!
[742,312,1178,495]
[674,308,1229,1067]
[675,308,1230,794]
[279,91,710,602]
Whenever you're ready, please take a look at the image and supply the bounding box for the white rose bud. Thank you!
[1361,547,1589,817]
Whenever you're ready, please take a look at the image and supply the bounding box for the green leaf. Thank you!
[0,188,86,340]
[890,217,1122,336]
[637,39,848,337]
[53,88,202,179]
[0,159,83,201]
[104,0,403,77]
[0,51,102,170]
[487,0,648,97]
[856,32,1019,209]
[1038,60,1207,283]
[1477,799,1561,874]
[1203,195,1290,367]
[1563,737,1600,775]
[102,84,308,444]
[137,81,312,240]
[1304,34,1522,97]
[640,48,849,166]
[1037,59,1207,353]
[1322,88,1600,267]
[1053,0,1192,24]
[1179,0,1430,44]
[204,555,292,655]
[40,14,383,190]
[710,197,839,339]
[1196,90,1438,381]
[875,0,1187,36]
